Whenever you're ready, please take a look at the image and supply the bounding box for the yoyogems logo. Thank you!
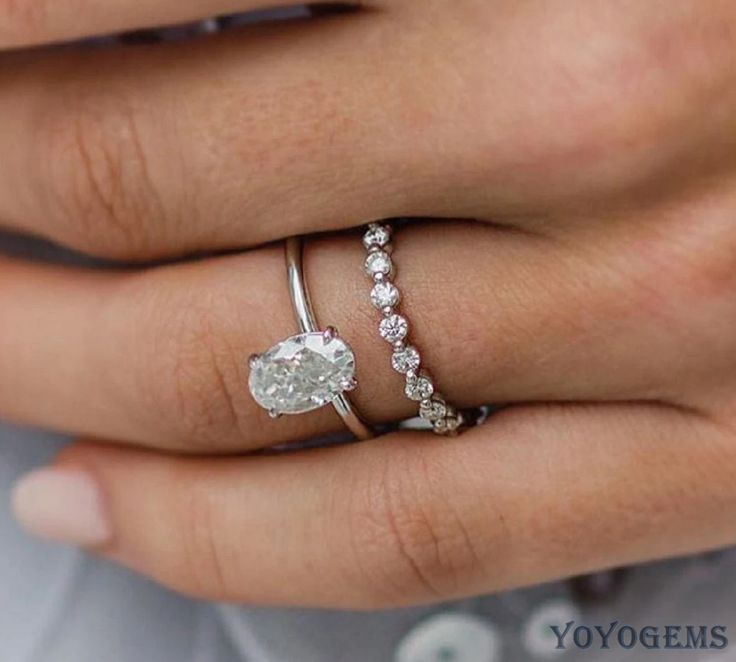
[551,621,728,651]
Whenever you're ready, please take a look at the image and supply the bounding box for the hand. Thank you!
[5,0,736,608]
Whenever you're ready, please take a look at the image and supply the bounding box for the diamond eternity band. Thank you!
[363,222,465,435]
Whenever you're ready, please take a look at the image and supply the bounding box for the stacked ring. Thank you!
[362,222,465,436]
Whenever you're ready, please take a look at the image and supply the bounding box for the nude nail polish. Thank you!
[11,468,112,547]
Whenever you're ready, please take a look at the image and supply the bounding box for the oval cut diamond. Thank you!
[248,332,356,415]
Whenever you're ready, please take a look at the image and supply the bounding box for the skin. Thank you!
[1,0,736,608]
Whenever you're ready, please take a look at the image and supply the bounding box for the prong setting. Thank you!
[341,377,358,392]
[362,221,464,436]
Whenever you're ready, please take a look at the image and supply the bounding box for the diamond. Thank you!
[364,250,392,277]
[248,331,355,415]
[405,373,434,401]
[433,418,449,434]
[363,224,391,249]
[420,396,447,421]
[433,409,463,435]
[371,282,400,309]
[391,345,420,374]
[379,314,408,343]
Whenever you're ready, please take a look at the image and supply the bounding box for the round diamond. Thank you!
[405,374,434,401]
[371,282,400,309]
[363,224,391,249]
[391,345,420,374]
[379,314,408,343]
[365,250,392,277]
[433,418,450,434]
[420,397,447,421]
[433,416,463,435]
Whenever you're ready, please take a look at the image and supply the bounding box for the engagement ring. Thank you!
[248,237,373,440]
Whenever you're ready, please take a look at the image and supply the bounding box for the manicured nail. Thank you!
[11,468,112,547]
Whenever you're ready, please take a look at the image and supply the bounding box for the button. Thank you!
[396,612,501,662]
[521,599,581,659]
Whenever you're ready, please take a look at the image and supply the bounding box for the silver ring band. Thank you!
[248,237,373,440]
[285,237,373,440]
[363,222,465,435]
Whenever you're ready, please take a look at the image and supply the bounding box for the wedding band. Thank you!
[363,222,466,435]
[247,237,373,440]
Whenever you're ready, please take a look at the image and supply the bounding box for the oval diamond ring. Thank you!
[247,237,373,440]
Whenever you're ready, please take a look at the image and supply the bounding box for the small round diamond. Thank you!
[371,282,400,309]
[433,418,450,434]
[365,250,392,277]
[405,374,434,401]
[363,224,391,249]
[361,222,463,437]
[391,345,420,374]
[379,314,408,343]
[433,409,463,435]
[420,397,447,421]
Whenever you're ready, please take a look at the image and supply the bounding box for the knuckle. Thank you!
[139,289,249,451]
[34,88,167,258]
[460,9,736,190]
[346,448,481,606]
[622,210,736,331]
[176,474,234,600]
[590,15,736,156]
[681,222,736,304]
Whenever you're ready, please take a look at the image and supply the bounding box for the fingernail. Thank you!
[11,468,112,547]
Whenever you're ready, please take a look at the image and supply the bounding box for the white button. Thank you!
[396,612,501,662]
[521,599,581,659]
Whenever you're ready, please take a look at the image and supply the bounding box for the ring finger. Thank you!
[0,221,711,452]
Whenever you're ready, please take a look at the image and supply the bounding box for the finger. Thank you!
[0,14,427,260]
[0,222,718,453]
[4,2,736,259]
[0,1,327,49]
[13,402,734,607]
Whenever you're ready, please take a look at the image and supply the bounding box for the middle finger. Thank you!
[0,13,433,259]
